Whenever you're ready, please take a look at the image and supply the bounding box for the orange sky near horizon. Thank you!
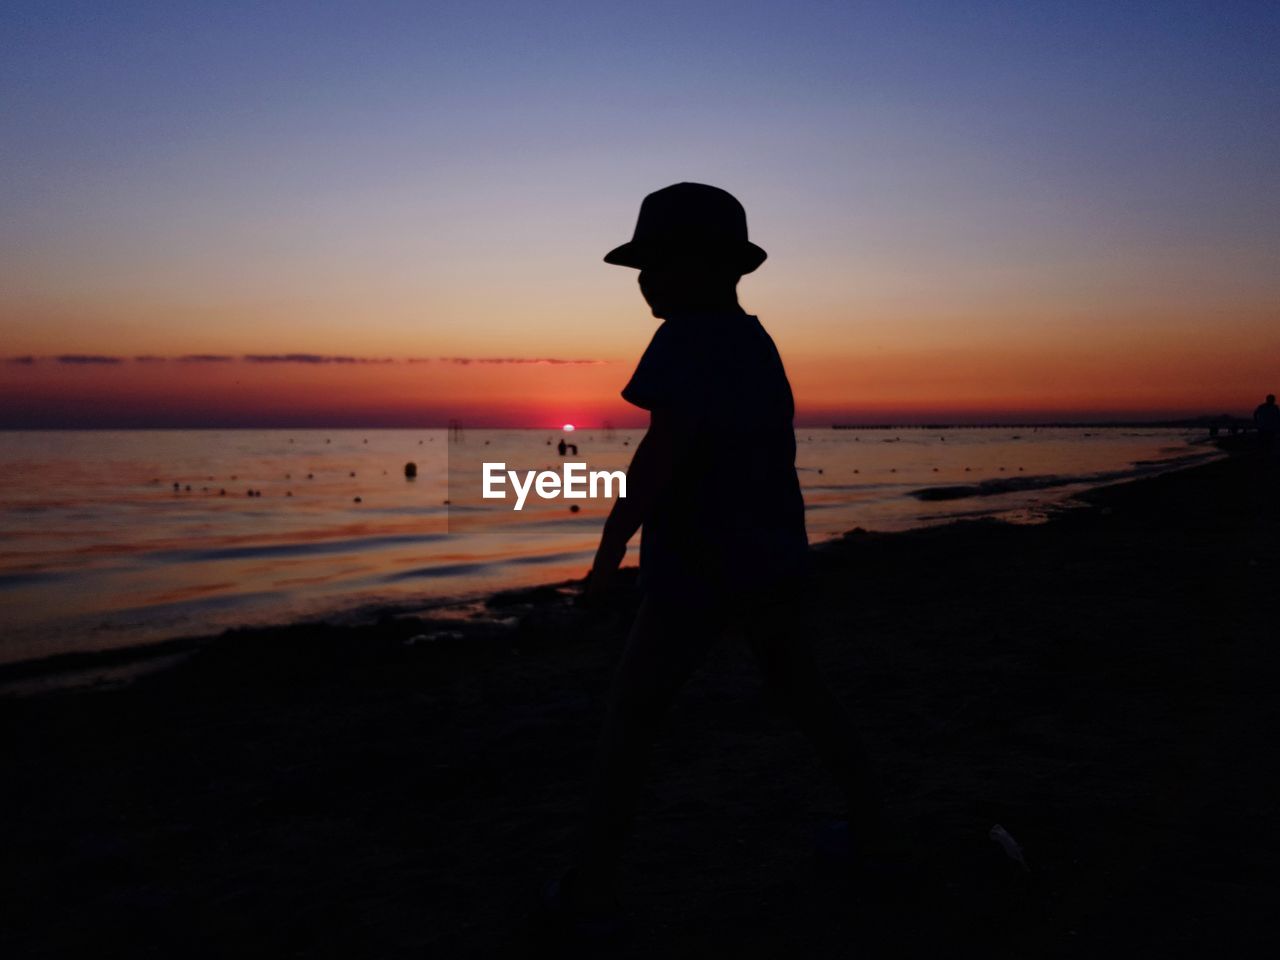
[3,310,1273,429]
[3,256,1276,427]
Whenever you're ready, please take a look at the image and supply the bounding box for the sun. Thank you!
[562,423,575,432]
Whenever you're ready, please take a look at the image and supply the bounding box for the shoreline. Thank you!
[0,440,1222,693]
[2,439,1276,956]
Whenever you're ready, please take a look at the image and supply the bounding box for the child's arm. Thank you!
[587,409,681,587]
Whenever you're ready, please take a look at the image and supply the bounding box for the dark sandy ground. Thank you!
[3,440,1278,958]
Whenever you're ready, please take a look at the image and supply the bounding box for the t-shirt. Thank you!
[621,311,809,600]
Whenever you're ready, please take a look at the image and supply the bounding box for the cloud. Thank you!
[20,352,611,367]
[431,357,611,366]
[57,354,123,365]
[245,355,609,366]
[242,353,394,364]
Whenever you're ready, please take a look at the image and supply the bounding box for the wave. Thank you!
[505,549,591,567]
[381,561,492,582]
[909,452,1217,502]
[0,570,72,589]
[380,548,589,584]
[151,533,449,564]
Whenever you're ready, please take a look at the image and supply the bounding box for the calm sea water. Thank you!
[0,427,1212,666]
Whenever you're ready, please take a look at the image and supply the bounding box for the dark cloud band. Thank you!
[56,354,123,365]
[8,353,612,366]
[243,354,395,364]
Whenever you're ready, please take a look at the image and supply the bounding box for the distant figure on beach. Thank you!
[1253,394,1279,446]
[557,438,568,456]
[548,183,884,927]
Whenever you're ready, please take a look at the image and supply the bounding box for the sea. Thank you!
[0,427,1216,666]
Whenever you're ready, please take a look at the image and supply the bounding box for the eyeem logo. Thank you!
[482,462,627,511]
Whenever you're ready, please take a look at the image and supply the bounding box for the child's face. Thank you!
[637,264,741,319]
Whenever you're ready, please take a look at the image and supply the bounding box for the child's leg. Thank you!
[574,596,719,904]
[745,600,885,844]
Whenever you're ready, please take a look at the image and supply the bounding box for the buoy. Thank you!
[404,462,418,479]
[569,504,580,513]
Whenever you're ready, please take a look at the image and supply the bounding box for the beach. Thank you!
[2,439,1277,958]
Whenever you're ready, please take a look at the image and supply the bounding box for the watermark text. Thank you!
[481,462,626,510]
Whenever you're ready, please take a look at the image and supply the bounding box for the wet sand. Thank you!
[2,440,1277,958]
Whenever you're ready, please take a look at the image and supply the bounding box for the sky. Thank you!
[2,0,1277,427]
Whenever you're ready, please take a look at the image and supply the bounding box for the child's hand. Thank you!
[581,564,617,606]
[581,543,625,606]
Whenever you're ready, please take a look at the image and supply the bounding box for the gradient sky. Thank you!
[2,0,1277,427]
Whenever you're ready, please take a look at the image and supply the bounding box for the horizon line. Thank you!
[0,414,1253,432]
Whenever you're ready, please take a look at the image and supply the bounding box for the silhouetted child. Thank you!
[549,183,884,929]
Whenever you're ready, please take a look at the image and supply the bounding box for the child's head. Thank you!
[637,262,743,318]
[604,183,765,317]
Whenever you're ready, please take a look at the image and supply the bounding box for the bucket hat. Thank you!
[603,182,767,274]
